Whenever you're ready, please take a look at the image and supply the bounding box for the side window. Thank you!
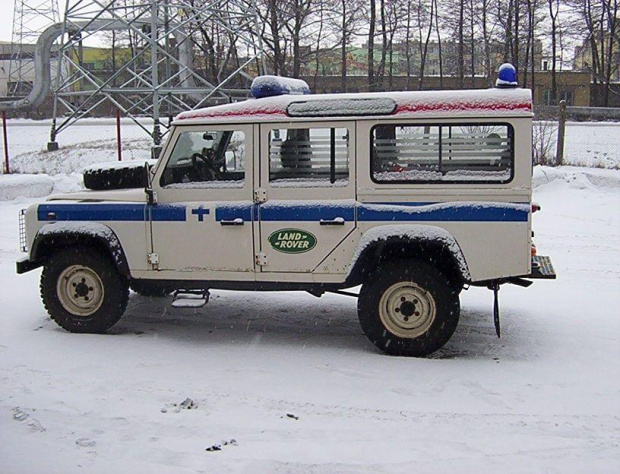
[269,127,350,187]
[371,123,513,183]
[161,130,246,188]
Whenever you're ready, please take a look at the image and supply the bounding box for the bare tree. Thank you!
[286,0,316,78]
[458,0,465,87]
[547,0,560,104]
[576,0,619,106]
[434,0,443,87]
[368,0,376,90]
[419,0,435,90]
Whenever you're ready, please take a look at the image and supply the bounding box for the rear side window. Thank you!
[371,123,513,183]
[269,127,350,187]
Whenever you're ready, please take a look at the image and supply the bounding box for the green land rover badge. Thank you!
[268,229,317,254]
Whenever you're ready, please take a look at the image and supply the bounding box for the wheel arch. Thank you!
[32,222,130,277]
[346,225,471,288]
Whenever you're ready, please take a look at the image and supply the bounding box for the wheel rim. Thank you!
[379,281,436,338]
[56,265,105,317]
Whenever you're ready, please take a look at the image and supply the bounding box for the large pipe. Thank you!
[0,23,63,111]
[0,18,198,111]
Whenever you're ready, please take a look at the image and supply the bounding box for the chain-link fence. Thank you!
[534,103,620,169]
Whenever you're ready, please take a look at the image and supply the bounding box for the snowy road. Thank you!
[1,168,619,473]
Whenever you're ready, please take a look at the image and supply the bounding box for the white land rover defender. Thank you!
[17,67,555,357]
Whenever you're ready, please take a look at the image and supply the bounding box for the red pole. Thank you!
[2,111,9,174]
[116,108,122,161]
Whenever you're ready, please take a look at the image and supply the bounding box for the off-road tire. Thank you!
[358,260,460,357]
[40,245,129,333]
[130,280,173,298]
[83,163,147,191]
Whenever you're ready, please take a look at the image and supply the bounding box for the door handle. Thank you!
[220,218,244,226]
[319,217,345,226]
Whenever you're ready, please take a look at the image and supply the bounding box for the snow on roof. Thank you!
[174,88,532,123]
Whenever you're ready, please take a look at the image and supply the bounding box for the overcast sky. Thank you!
[1,1,67,43]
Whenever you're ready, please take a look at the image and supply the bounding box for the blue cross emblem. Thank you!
[191,206,210,222]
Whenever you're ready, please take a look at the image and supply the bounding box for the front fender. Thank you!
[30,221,130,276]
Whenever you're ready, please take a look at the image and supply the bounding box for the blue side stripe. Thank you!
[38,202,529,223]
[358,203,529,222]
[260,204,356,222]
[151,205,186,221]
[38,204,186,222]
[38,204,147,221]
[215,205,253,221]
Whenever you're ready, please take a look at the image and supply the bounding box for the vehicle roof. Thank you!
[174,88,532,125]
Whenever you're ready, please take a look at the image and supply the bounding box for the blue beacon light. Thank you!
[495,63,518,88]
[251,75,311,98]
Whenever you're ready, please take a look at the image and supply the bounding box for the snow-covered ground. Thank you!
[0,121,619,472]
[3,118,152,175]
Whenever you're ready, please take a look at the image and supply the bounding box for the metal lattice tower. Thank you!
[49,0,267,150]
[8,0,60,96]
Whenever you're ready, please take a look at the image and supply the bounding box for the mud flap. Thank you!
[492,282,501,338]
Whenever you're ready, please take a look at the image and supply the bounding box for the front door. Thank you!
[150,124,255,277]
[258,122,356,273]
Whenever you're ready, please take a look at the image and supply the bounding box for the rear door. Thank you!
[257,122,356,273]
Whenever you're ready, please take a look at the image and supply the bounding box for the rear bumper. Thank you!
[471,255,556,288]
[527,255,556,280]
[16,256,43,274]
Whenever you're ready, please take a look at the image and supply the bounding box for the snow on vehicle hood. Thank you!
[47,188,147,202]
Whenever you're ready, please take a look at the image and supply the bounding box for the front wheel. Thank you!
[358,261,460,357]
[40,246,129,333]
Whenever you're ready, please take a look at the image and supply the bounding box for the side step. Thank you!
[171,289,210,308]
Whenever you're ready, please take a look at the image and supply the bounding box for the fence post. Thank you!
[556,100,567,166]
[116,109,122,161]
[2,111,9,174]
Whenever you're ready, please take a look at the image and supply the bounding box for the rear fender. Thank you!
[347,224,471,285]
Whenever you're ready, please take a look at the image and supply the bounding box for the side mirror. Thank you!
[144,162,157,205]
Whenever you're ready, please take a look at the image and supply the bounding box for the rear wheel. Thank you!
[40,246,129,333]
[358,261,460,357]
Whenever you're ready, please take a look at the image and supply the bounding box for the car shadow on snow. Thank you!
[114,290,369,353]
[104,290,539,360]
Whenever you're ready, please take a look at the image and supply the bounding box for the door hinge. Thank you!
[254,188,267,203]
[255,252,268,266]
[147,252,159,268]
